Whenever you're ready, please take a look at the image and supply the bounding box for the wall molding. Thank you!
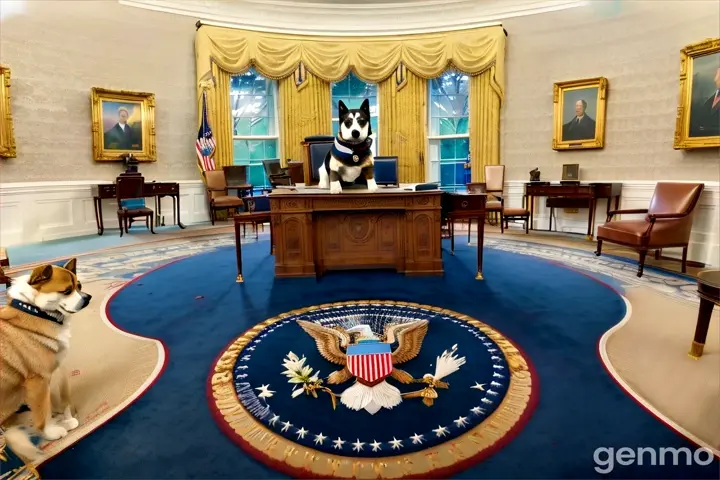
[503,180,720,267]
[119,0,588,36]
[0,180,210,247]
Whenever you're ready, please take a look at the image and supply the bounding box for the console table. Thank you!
[269,188,444,279]
[91,182,185,235]
[524,182,622,239]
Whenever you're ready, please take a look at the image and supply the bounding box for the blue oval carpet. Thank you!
[38,241,719,479]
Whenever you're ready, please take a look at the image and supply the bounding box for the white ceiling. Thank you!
[119,0,589,35]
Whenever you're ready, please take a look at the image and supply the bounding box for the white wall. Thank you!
[502,181,720,267]
[0,181,210,246]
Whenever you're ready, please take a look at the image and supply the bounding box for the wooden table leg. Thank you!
[450,219,455,255]
[175,194,186,229]
[94,197,105,235]
[270,217,275,255]
[476,214,485,280]
[689,298,715,358]
[234,220,244,283]
[586,196,595,240]
[529,194,534,231]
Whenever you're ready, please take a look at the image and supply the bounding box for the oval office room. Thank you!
[0,1,718,479]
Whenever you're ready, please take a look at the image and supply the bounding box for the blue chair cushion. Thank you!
[120,198,146,209]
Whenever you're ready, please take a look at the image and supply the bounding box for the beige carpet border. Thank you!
[598,295,720,458]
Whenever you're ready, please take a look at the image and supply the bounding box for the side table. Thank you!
[688,269,720,359]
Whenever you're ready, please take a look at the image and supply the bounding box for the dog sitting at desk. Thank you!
[318,99,376,194]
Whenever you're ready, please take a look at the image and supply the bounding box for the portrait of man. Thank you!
[561,88,598,142]
[688,52,720,138]
[102,101,143,151]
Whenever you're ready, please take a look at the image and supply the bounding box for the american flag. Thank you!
[196,90,216,172]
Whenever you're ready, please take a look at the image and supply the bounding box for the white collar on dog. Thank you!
[334,138,353,155]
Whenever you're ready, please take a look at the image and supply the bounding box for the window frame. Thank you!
[426,72,471,192]
[230,70,281,190]
[330,73,379,156]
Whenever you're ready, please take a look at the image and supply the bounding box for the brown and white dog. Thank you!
[0,259,91,460]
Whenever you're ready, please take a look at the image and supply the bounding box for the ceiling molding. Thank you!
[119,0,589,36]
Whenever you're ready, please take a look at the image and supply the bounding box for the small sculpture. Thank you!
[529,168,541,182]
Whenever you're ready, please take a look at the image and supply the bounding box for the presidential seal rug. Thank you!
[208,301,537,479]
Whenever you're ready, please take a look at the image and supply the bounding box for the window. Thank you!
[428,71,470,192]
[231,69,279,190]
[331,72,378,155]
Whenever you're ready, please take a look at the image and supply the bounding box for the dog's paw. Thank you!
[43,423,68,441]
[58,416,79,431]
[330,181,342,194]
[366,178,378,193]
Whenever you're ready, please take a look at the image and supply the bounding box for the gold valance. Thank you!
[195,24,506,96]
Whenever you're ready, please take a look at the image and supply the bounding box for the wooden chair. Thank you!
[485,164,505,225]
[204,170,245,225]
[500,207,530,234]
[595,182,704,277]
[234,195,273,254]
[116,175,155,237]
[466,165,505,242]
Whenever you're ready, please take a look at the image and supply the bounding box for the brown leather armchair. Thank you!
[204,170,245,225]
[595,182,704,277]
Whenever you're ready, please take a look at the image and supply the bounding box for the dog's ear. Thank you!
[63,258,77,275]
[338,100,349,118]
[28,265,54,286]
[360,98,370,117]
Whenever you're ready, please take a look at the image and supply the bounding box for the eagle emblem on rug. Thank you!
[296,320,428,414]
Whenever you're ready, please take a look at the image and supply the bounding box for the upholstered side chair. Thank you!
[116,175,155,237]
[204,170,245,225]
[595,182,704,277]
[467,165,505,242]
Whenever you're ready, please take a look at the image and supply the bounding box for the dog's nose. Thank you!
[351,130,360,139]
[80,292,92,307]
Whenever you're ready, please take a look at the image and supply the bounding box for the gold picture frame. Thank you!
[91,87,156,161]
[0,65,17,159]
[552,76,608,150]
[673,38,720,149]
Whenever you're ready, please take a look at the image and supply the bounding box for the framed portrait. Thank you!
[0,65,16,159]
[91,87,156,161]
[673,38,720,149]
[552,77,608,150]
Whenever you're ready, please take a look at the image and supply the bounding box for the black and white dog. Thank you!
[319,99,377,194]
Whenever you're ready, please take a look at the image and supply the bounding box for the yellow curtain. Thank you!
[278,71,332,166]
[469,66,502,182]
[195,25,505,83]
[379,69,427,183]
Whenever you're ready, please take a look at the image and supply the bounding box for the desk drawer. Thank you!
[92,184,116,198]
[145,182,179,195]
[527,186,593,196]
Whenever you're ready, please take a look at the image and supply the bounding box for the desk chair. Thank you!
[303,136,334,185]
[373,156,399,186]
[204,170,245,225]
[116,175,155,237]
[262,159,292,187]
[595,182,704,277]
[223,165,253,197]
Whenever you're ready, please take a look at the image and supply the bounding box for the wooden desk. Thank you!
[689,269,720,359]
[525,182,622,238]
[442,192,487,280]
[91,182,185,235]
[269,188,443,278]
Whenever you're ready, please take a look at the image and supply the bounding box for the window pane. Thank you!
[233,139,278,165]
[248,164,268,187]
[234,139,251,162]
[455,137,469,159]
[429,70,469,136]
[440,163,456,187]
[439,139,456,160]
[265,139,277,159]
[231,68,276,136]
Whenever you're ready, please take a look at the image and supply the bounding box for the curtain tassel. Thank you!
[294,63,309,91]
[395,64,408,92]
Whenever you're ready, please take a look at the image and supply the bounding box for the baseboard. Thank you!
[0,180,211,247]
[503,180,720,267]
